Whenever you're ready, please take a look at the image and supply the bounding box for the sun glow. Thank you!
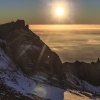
[51,1,69,20]
[56,7,64,16]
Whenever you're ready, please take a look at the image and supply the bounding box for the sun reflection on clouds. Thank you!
[31,30,100,63]
[87,39,100,45]
[52,47,60,51]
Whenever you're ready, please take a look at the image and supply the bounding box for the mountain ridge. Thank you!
[0,20,100,100]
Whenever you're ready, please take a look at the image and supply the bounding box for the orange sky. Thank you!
[29,25,100,31]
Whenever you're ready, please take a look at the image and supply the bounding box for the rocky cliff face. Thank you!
[63,60,100,86]
[0,20,100,100]
[0,20,62,75]
[0,20,64,100]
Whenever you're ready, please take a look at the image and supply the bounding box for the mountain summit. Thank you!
[0,20,100,100]
[0,20,62,75]
[0,20,64,100]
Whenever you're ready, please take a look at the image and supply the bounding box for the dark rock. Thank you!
[63,61,100,86]
[25,25,29,30]
[97,58,100,63]
[13,20,25,29]
[0,20,63,76]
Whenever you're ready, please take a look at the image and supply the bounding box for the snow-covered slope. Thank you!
[1,44,100,100]
[66,73,100,95]
[0,45,65,100]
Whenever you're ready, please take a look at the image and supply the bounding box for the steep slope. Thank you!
[0,20,100,100]
[0,20,65,100]
[0,42,64,100]
[63,61,100,86]
[0,40,44,100]
[63,61,100,96]
[0,20,62,76]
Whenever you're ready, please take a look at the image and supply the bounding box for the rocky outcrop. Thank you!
[0,20,63,75]
[63,59,100,86]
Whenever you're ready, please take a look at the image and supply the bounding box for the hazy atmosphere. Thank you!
[1,0,100,24]
[30,26,100,62]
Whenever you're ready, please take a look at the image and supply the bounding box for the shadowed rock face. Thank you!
[0,20,63,75]
[63,60,100,86]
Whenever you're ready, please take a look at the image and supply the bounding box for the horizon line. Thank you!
[29,24,100,30]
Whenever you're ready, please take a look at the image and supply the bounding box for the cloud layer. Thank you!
[32,29,100,62]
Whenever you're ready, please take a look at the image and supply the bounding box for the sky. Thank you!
[0,0,100,24]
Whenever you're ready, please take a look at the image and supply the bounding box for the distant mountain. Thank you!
[63,60,100,96]
[63,60,100,86]
[0,20,100,100]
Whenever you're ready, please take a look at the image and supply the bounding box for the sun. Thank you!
[51,2,69,20]
[56,7,64,16]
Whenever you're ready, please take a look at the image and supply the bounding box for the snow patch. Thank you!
[66,73,100,95]
[0,47,64,100]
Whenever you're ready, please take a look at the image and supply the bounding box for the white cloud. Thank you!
[87,39,100,45]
